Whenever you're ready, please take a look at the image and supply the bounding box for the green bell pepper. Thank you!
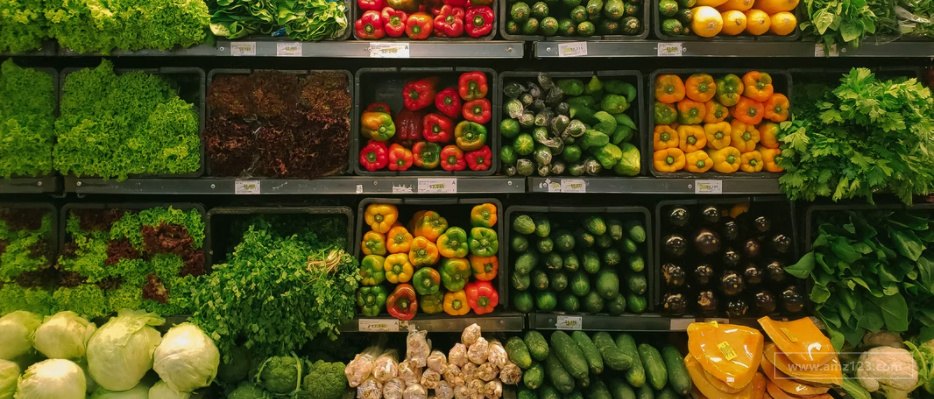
[419,291,445,314]
[605,80,637,103]
[593,143,623,169]
[437,227,469,258]
[413,267,442,296]
[440,258,472,292]
[360,255,386,286]
[556,79,584,96]
[356,286,388,317]
[601,94,629,115]
[454,121,488,151]
[593,111,617,135]
[468,227,499,257]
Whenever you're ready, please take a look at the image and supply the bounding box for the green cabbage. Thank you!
[16,359,86,399]
[153,323,219,393]
[33,311,97,360]
[148,381,191,399]
[0,311,41,360]
[0,359,19,399]
[87,309,164,391]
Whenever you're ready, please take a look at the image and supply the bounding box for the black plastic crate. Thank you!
[504,205,654,313]
[355,1,497,40]
[59,203,207,254]
[653,0,802,41]
[499,0,650,41]
[59,66,206,178]
[353,67,499,176]
[497,70,646,176]
[355,197,507,315]
[654,197,803,319]
[646,68,792,179]
[205,69,355,177]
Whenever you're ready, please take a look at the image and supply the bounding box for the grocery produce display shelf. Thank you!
[529,313,690,331]
[341,313,526,332]
[527,177,782,194]
[64,176,526,195]
[53,41,525,58]
[0,177,60,194]
[533,40,934,58]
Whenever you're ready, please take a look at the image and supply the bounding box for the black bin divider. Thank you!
[355,197,506,315]
[645,68,792,179]
[0,202,58,267]
[499,0,650,41]
[355,1,496,41]
[504,204,655,312]
[353,67,499,176]
[652,0,802,41]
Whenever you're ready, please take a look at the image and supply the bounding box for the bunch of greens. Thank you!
[787,209,934,350]
[54,60,201,180]
[187,215,359,361]
[45,0,210,54]
[0,207,54,315]
[778,68,934,204]
[0,0,48,53]
[894,0,934,37]
[208,0,347,40]
[0,60,54,178]
[800,0,878,50]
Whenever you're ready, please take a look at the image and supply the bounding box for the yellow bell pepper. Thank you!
[677,125,707,153]
[758,121,780,149]
[654,148,686,173]
[361,231,387,256]
[365,203,398,234]
[443,290,470,316]
[759,146,784,172]
[412,210,448,242]
[384,253,414,284]
[708,147,741,173]
[653,125,680,151]
[730,120,760,153]
[408,210,427,232]
[685,151,713,173]
[703,122,732,150]
[740,150,764,172]
[408,236,440,267]
[386,225,414,254]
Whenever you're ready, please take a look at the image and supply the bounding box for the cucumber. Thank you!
[605,295,626,316]
[583,251,601,274]
[595,233,613,249]
[554,230,576,252]
[539,383,562,399]
[570,271,590,297]
[550,331,590,381]
[506,336,534,369]
[564,391,584,399]
[593,332,633,371]
[574,228,595,249]
[525,331,550,361]
[551,271,569,292]
[602,248,622,267]
[627,294,647,313]
[625,220,646,243]
[513,291,534,312]
[621,238,638,254]
[627,254,644,272]
[607,378,636,399]
[544,352,577,394]
[538,237,555,253]
[532,269,550,291]
[512,235,530,252]
[512,272,531,291]
[524,362,545,389]
[560,292,580,312]
[595,269,620,299]
[571,331,604,375]
[533,215,551,237]
[563,253,580,272]
[655,387,678,399]
[586,378,612,399]
[607,218,624,241]
[514,214,536,234]
[635,384,653,399]
[638,344,667,390]
[662,345,691,395]
[537,291,558,311]
[615,334,644,387]
[518,386,539,399]
[583,291,605,314]
[515,252,540,275]
[585,216,607,235]
[544,252,564,271]
[626,273,647,295]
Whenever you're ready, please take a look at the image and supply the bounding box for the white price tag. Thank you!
[541,179,562,192]
[695,179,723,194]
[418,178,457,193]
[369,42,410,58]
[669,318,694,331]
[230,42,256,56]
[814,43,839,57]
[358,319,400,332]
[557,42,588,57]
[657,42,684,56]
[276,42,302,56]
[556,315,583,330]
[356,184,364,194]
[392,184,414,193]
[235,180,261,195]
[560,179,586,193]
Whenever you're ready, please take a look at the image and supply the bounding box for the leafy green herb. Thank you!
[208,0,347,40]
[800,0,878,50]
[0,60,54,178]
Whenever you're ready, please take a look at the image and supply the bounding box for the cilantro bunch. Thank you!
[0,0,48,53]
[0,60,55,178]
[778,68,934,204]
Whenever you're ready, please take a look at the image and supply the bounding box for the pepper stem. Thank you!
[478,297,489,307]
[398,298,410,309]
[453,299,462,309]
[666,155,674,165]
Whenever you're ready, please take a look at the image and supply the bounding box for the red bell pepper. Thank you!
[462,98,491,124]
[423,113,454,143]
[413,141,441,169]
[429,4,444,16]
[394,107,425,147]
[434,88,461,119]
[465,145,491,171]
[388,144,414,171]
[381,7,408,37]
[355,11,386,40]
[405,12,434,40]
[359,0,386,11]
[403,77,439,111]
[465,281,498,315]
[458,71,488,101]
[434,6,465,37]
[387,284,418,321]
[440,145,466,171]
[360,140,390,171]
[464,6,493,38]
[366,103,392,114]
[443,0,468,7]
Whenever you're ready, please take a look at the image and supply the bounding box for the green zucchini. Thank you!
[635,384,654,399]
[615,334,644,387]
[593,332,632,371]
[539,383,562,399]
[525,331,550,361]
[518,386,539,399]
[506,337,533,369]
[571,331,604,375]
[515,252,540,275]
[655,387,678,399]
[662,345,691,395]
[544,352,577,394]
[637,343,667,390]
[550,331,590,380]
[524,362,545,389]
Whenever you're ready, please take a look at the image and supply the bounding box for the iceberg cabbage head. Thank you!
[87,309,164,391]
[148,381,191,399]
[16,359,86,399]
[153,323,219,393]
[0,359,19,399]
[0,311,41,360]
[33,311,97,360]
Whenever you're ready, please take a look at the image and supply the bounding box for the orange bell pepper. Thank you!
[654,148,686,172]
[732,97,764,125]
[653,125,680,151]
[703,122,732,150]
[361,231,387,256]
[412,210,448,242]
[677,99,707,125]
[364,203,398,234]
[408,236,440,267]
[758,122,780,149]
[655,74,686,104]
[677,125,707,152]
[469,255,498,281]
[708,147,742,173]
[759,146,784,172]
[470,203,497,228]
[443,290,470,316]
[764,93,790,122]
[685,150,713,173]
[730,120,760,152]
[742,71,774,102]
[703,101,729,123]
[685,74,717,102]
[386,225,414,254]
[740,150,764,172]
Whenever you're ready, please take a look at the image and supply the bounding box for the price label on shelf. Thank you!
[814,43,839,57]
[276,42,302,57]
[370,43,410,58]
[234,180,261,195]
[560,179,586,193]
[557,42,588,57]
[669,318,694,331]
[392,184,414,194]
[657,42,684,56]
[358,319,400,332]
[356,184,364,194]
[556,315,583,330]
[695,179,723,194]
[418,178,457,193]
[230,42,256,56]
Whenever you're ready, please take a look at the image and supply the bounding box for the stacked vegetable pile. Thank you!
[54,60,201,180]
[209,0,348,40]
[653,72,787,175]
[0,309,220,398]
[779,68,934,203]
[0,207,54,316]
[205,70,351,178]
[509,331,692,398]
[0,60,54,178]
[504,0,643,36]
[509,212,648,314]
[348,324,521,398]
[223,353,349,399]
[359,72,493,173]
[358,203,500,319]
[500,73,641,177]
[658,0,797,37]
[659,202,802,318]
[355,0,494,39]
